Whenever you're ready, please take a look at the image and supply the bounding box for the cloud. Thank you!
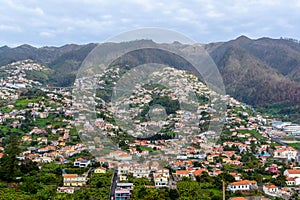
[0,0,300,46]
[0,25,22,32]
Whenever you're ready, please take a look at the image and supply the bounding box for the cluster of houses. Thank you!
[1,61,300,199]
[0,60,47,99]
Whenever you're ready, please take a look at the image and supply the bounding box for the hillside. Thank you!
[0,43,97,86]
[205,36,300,121]
[0,37,300,121]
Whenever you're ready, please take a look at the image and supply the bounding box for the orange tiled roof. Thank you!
[193,169,206,176]
[286,177,295,181]
[63,174,77,178]
[176,170,189,175]
[264,184,278,189]
[287,169,300,174]
[231,198,247,200]
[230,180,256,186]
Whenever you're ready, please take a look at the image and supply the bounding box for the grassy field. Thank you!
[15,97,43,108]
[288,143,300,151]
[238,129,264,139]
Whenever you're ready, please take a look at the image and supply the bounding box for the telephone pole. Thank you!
[222,179,225,200]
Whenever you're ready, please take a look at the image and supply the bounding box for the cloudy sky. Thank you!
[1,0,300,47]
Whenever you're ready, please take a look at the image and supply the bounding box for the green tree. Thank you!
[0,135,21,182]
[177,181,200,200]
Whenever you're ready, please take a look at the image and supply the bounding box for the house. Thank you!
[176,170,190,178]
[152,168,170,188]
[154,168,170,178]
[263,184,279,194]
[154,174,169,188]
[40,156,53,163]
[73,158,91,168]
[284,169,300,178]
[94,167,106,174]
[114,183,134,200]
[63,174,88,187]
[230,173,242,181]
[39,112,48,118]
[118,163,131,175]
[132,165,150,178]
[273,146,298,161]
[116,183,134,190]
[115,189,131,200]
[192,168,207,177]
[227,180,257,192]
[109,150,132,161]
[286,177,296,186]
[56,187,75,194]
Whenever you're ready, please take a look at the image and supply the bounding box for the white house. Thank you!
[227,180,257,192]
[63,174,88,187]
[118,163,131,175]
[176,170,190,178]
[263,184,279,194]
[57,187,75,194]
[284,169,300,178]
[153,168,170,178]
[154,174,169,188]
[73,159,91,168]
[273,146,298,161]
[132,165,151,178]
[286,177,296,186]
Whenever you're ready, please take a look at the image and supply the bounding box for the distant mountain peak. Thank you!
[235,35,251,41]
[16,44,35,49]
[0,45,10,50]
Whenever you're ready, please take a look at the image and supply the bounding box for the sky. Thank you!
[1,0,300,47]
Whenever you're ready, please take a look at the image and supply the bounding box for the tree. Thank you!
[214,172,235,190]
[271,174,286,187]
[131,186,171,200]
[177,181,200,199]
[21,176,42,194]
[0,135,21,182]
[20,158,38,174]
[89,172,113,189]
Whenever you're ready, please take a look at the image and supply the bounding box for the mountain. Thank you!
[0,43,97,86]
[205,36,300,121]
[0,37,300,121]
[206,36,300,105]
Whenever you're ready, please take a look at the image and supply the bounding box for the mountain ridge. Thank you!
[0,37,299,120]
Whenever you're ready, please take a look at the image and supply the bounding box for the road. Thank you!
[110,169,118,200]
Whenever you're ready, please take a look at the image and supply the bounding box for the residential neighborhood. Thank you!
[0,60,300,199]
